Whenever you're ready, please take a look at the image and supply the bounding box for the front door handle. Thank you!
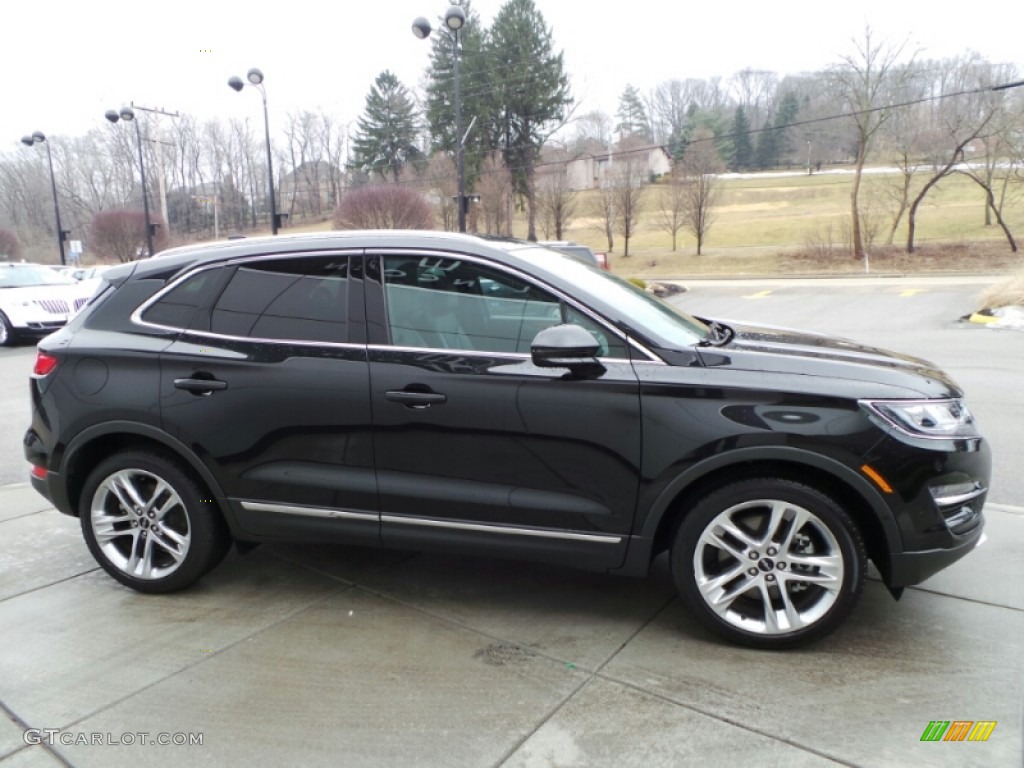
[384,389,447,409]
[174,377,228,396]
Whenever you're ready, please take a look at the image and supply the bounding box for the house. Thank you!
[566,144,672,190]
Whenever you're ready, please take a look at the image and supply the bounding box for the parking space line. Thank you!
[899,289,927,297]
[743,290,772,299]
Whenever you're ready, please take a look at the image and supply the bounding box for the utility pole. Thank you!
[131,103,180,232]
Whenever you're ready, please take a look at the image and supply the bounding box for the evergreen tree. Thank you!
[755,91,801,169]
[773,92,801,161]
[351,70,421,181]
[730,106,752,171]
[487,0,572,240]
[424,1,492,193]
[615,84,651,140]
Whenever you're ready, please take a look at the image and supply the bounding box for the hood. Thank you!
[695,319,961,399]
[0,283,96,310]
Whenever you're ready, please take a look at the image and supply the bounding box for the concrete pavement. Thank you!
[1,482,1021,767]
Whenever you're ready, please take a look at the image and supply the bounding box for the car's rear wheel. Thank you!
[80,451,230,593]
[672,478,866,649]
[0,311,14,347]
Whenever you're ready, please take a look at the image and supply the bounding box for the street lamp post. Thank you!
[413,5,468,233]
[20,132,68,265]
[105,106,154,257]
[228,68,280,235]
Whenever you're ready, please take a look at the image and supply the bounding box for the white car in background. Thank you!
[0,263,98,346]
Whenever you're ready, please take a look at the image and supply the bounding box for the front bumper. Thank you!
[887,518,986,587]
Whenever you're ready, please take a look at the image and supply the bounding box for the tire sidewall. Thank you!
[79,451,225,593]
[0,311,13,347]
[672,478,866,649]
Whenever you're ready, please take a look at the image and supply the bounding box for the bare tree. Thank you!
[476,152,513,235]
[652,79,690,147]
[906,55,1006,252]
[680,131,723,255]
[423,153,457,232]
[589,182,615,253]
[535,165,576,240]
[656,169,687,251]
[572,110,612,150]
[730,68,778,131]
[0,228,21,259]
[830,26,914,258]
[611,141,648,257]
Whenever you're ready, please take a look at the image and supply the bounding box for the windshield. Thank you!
[0,265,77,288]
[517,247,709,349]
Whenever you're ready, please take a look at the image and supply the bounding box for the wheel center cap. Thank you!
[139,519,150,529]
[758,558,774,572]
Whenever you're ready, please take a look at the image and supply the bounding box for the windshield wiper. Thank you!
[700,320,734,347]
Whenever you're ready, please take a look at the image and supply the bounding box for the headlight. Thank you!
[860,398,979,439]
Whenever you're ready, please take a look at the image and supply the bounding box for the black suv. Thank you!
[24,231,990,648]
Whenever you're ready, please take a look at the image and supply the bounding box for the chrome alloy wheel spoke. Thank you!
[695,500,845,636]
[91,469,191,580]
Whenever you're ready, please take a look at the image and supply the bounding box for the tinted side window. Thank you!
[210,257,350,343]
[382,255,626,356]
[140,268,222,329]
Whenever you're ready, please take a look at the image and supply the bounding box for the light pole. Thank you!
[413,5,468,233]
[20,132,68,265]
[105,106,154,257]
[228,68,280,234]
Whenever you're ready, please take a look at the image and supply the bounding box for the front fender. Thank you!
[613,445,901,577]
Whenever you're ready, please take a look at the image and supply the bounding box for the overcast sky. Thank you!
[4,0,1022,149]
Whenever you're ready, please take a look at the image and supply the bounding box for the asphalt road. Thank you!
[2,275,1019,504]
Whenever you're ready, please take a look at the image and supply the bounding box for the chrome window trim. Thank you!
[372,248,662,363]
[240,501,377,522]
[381,514,622,544]
[367,343,633,364]
[179,328,367,350]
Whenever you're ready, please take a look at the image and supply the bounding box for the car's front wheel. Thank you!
[80,451,230,593]
[672,478,866,649]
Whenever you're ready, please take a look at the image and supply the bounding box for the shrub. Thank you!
[88,209,169,262]
[333,185,434,230]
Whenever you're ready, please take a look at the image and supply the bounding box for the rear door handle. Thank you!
[384,390,447,409]
[174,377,228,395]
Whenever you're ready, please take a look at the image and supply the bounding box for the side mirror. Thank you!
[531,324,605,377]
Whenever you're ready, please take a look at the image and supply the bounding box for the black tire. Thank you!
[671,478,866,649]
[0,311,14,347]
[79,450,231,593]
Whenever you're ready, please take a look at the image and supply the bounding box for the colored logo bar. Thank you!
[921,721,996,742]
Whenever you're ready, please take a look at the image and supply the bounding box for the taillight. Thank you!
[596,253,609,270]
[33,351,59,376]
[31,464,47,480]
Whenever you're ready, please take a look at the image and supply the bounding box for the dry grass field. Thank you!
[547,170,1024,278]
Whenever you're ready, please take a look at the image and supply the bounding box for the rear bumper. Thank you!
[24,427,74,517]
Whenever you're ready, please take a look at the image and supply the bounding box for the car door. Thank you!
[366,251,642,570]
[149,251,378,543]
